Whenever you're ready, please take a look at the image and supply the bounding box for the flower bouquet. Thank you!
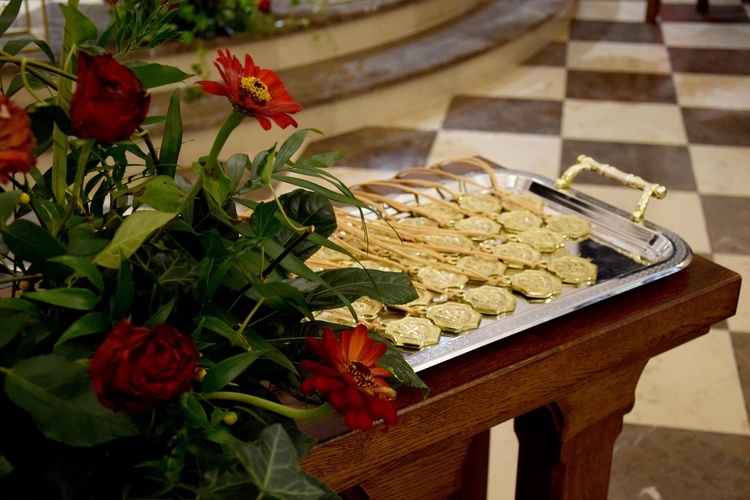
[0,1,426,497]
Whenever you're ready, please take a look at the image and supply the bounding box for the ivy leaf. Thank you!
[247,201,281,241]
[200,351,264,394]
[22,288,98,311]
[131,176,188,213]
[94,211,178,269]
[3,355,140,446]
[232,424,324,500]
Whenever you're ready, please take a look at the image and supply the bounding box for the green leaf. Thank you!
[0,451,12,479]
[29,105,71,146]
[48,255,105,292]
[0,297,40,313]
[3,355,140,446]
[94,211,177,269]
[232,424,323,500]
[304,268,418,310]
[2,218,66,265]
[0,310,27,350]
[131,176,187,213]
[226,153,249,194]
[144,294,176,327]
[0,0,22,38]
[54,312,106,347]
[372,331,429,397]
[111,251,133,320]
[275,190,336,262]
[274,129,322,172]
[200,350,264,394]
[67,224,109,256]
[59,4,99,46]
[158,89,183,177]
[0,190,21,226]
[22,288,98,311]
[127,61,192,89]
[248,201,281,240]
[244,331,298,375]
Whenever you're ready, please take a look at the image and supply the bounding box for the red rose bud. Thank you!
[89,320,199,414]
[258,0,271,13]
[70,52,150,143]
[0,95,37,183]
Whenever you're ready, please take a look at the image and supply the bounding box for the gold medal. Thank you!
[463,286,516,315]
[453,216,502,239]
[547,256,598,284]
[314,246,351,262]
[545,214,591,239]
[407,289,435,308]
[352,296,385,320]
[513,227,565,253]
[502,193,544,212]
[313,308,358,327]
[384,316,442,349]
[458,193,503,213]
[496,210,543,233]
[417,266,469,290]
[357,260,401,272]
[456,255,507,277]
[416,233,475,251]
[510,270,563,299]
[425,302,482,334]
[490,242,542,268]
[418,202,465,224]
[397,216,439,228]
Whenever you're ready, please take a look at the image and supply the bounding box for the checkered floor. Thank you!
[300,0,750,497]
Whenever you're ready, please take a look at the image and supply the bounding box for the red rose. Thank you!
[89,320,199,414]
[0,95,37,183]
[258,0,271,13]
[70,52,150,143]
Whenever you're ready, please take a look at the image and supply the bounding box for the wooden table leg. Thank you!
[514,362,647,500]
[646,0,661,24]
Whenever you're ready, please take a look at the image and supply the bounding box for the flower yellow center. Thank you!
[345,361,376,388]
[239,76,271,105]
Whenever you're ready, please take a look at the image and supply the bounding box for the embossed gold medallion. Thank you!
[417,266,470,290]
[545,214,591,239]
[490,242,542,268]
[425,302,482,334]
[397,216,439,228]
[384,316,442,349]
[456,255,507,277]
[417,233,475,251]
[458,193,503,213]
[513,227,565,253]
[547,256,598,285]
[352,297,385,320]
[510,270,563,299]
[502,193,544,212]
[418,202,465,224]
[357,260,401,272]
[496,210,543,233]
[407,289,435,308]
[313,308,357,327]
[463,286,517,315]
[453,216,502,239]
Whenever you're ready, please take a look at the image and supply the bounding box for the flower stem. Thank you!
[201,392,334,421]
[233,297,264,347]
[205,110,244,173]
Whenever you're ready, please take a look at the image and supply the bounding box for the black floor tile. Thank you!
[566,70,677,103]
[443,96,563,134]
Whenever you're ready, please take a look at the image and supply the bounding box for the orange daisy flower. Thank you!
[197,49,302,131]
[300,324,398,431]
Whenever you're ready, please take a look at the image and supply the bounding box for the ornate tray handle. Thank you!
[555,155,667,223]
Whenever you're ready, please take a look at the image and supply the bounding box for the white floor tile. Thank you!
[567,41,672,74]
[690,145,750,197]
[662,23,750,49]
[674,73,750,110]
[625,328,750,435]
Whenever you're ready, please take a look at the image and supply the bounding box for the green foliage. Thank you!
[0,1,425,497]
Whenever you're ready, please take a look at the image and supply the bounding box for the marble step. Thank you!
[163,0,574,164]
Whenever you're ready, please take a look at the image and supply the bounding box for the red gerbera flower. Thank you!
[197,49,302,131]
[300,324,398,431]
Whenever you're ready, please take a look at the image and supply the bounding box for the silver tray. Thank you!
[355,158,693,372]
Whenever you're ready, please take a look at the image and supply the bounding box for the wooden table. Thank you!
[300,255,741,499]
